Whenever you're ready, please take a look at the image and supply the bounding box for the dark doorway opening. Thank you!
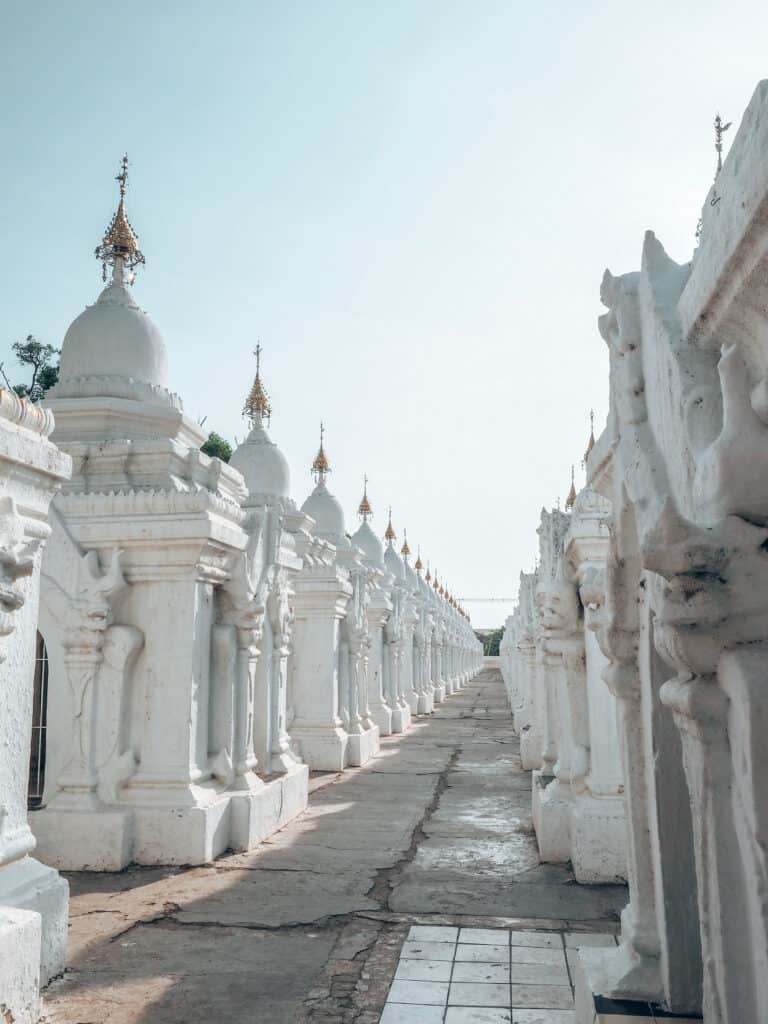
[28,630,49,809]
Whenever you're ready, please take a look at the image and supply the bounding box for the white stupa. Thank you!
[383,508,405,579]
[301,424,348,546]
[401,529,418,590]
[229,345,291,503]
[350,476,383,567]
[50,155,175,408]
[45,155,201,449]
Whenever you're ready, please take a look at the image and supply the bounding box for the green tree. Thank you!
[201,431,233,463]
[1,335,60,401]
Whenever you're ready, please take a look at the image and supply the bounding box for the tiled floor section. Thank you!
[380,926,618,1023]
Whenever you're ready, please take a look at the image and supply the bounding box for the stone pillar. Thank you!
[0,389,71,1020]
[339,560,378,766]
[366,586,393,736]
[289,562,351,770]
[401,599,419,715]
[565,487,627,883]
[413,600,433,714]
[433,621,447,703]
[385,580,411,733]
[518,583,544,770]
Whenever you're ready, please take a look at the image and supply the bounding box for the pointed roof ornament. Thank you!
[414,547,423,573]
[400,529,411,560]
[433,571,440,591]
[358,474,373,521]
[384,506,396,544]
[566,465,577,510]
[95,154,146,284]
[243,342,272,426]
[425,563,432,583]
[311,422,331,481]
[714,113,732,178]
[583,409,595,467]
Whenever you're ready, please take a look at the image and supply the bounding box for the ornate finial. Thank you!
[400,529,411,560]
[566,465,577,510]
[384,506,396,543]
[714,113,732,177]
[358,474,373,521]
[243,343,272,426]
[433,571,439,591]
[414,547,423,573]
[425,563,432,583]
[94,154,145,285]
[312,422,331,481]
[582,409,595,467]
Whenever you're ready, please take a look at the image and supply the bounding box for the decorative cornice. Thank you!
[46,374,183,409]
[55,486,246,523]
[0,386,55,437]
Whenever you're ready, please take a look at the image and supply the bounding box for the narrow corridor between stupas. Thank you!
[40,666,625,1024]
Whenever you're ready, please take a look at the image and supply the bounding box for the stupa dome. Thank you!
[352,519,384,567]
[384,543,405,580]
[55,282,169,399]
[302,479,346,541]
[230,424,290,499]
[50,156,172,405]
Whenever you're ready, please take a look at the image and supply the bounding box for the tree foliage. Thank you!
[475,628,503,656]
[201,431,233,463]
[1,335,60,401]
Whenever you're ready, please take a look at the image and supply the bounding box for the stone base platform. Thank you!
[229,763,309,851]
[0,905,41,1024]
[571,792,627,883]
[369,702,393,736]
[391,703,412,733]
[532,771,572,862]
[0,856,68,987]
[347,724,380,767]
[291,723,349,771]
[33,765,310,870]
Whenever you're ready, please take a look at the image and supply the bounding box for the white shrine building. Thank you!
[502,79,768,1024]
[0,155,481,1019]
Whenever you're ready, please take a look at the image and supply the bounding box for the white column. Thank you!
[0,390,71,1015]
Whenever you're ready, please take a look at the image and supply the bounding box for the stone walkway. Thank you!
[41,666,626,1024]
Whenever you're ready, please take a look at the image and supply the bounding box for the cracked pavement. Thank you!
[41,666,627,1024]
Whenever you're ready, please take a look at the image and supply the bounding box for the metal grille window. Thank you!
[28,631,49,810]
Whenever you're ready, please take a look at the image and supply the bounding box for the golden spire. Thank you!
[425,564,432,583]
[414,548,423,573]
[243,343,272,426]
[95,154,145,284]
[566,465,577,510]
[583,409,595,467]
[384,506,396,543]
[433,571,439,591]
[311,422,331,481]
[358,475,373,521]
[400,529,411,559]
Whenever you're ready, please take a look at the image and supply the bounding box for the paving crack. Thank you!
[364,744,462,911]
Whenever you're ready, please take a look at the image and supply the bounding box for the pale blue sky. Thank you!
[2,2,767,626]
